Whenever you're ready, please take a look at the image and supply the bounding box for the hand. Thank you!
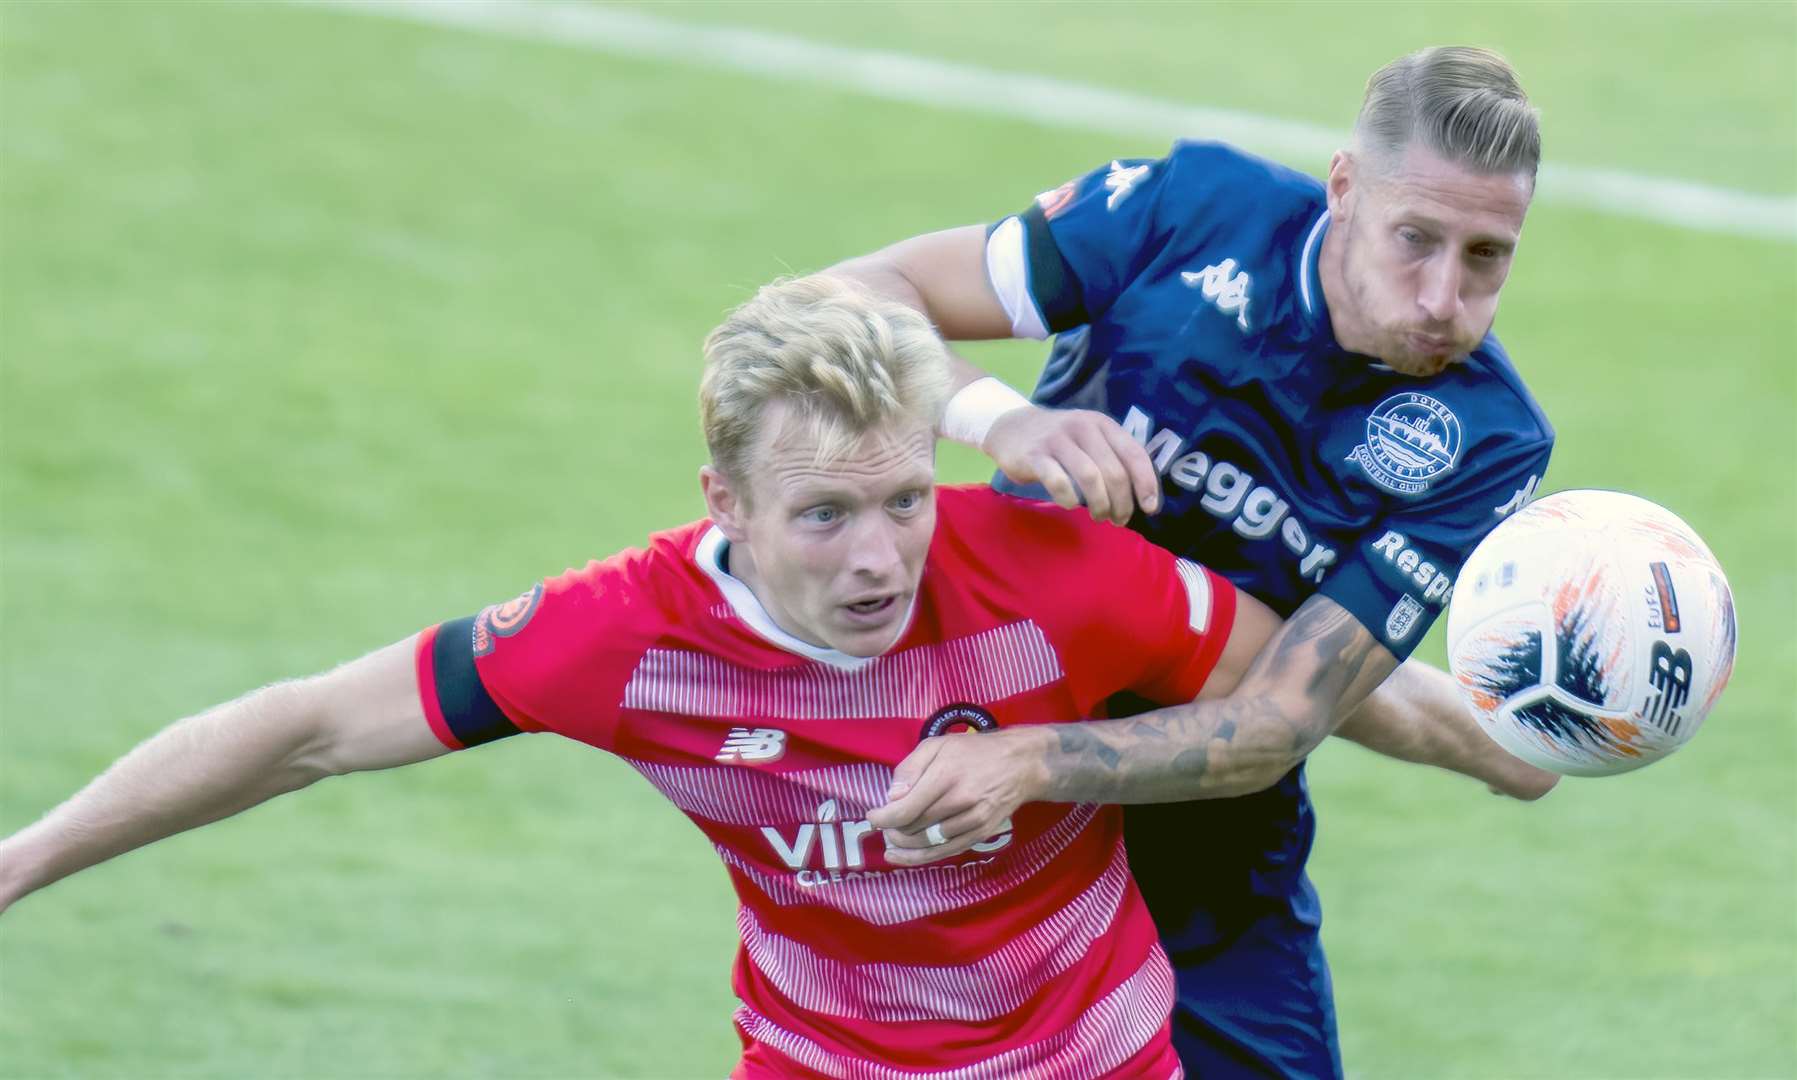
[984,407,1161,525]
[867,729,1047,866]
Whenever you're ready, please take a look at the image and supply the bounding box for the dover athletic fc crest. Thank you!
[1349,392,1463,496]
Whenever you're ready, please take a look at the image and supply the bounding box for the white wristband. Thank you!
[940,377,1031,450]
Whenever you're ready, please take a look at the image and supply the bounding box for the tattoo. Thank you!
[1169,745,1210,784]
[1038,595,1396,804]
[1122,718,1171,740]
[1056,726,1119,768]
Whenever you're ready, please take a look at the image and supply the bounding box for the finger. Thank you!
[1031,456,1084,511]
[876,787,978,847]
[1098,417,1162,515]
[1052,444,1113,522]
[883,820,1002,866]
[883,806,1004,851]
[883,738,945,802]
[868,756,954,832]
[1070,422,1136,525]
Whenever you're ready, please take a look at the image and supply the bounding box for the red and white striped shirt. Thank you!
[416,486,1235,1078]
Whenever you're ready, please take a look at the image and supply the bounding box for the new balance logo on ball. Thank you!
[716,728,787,764]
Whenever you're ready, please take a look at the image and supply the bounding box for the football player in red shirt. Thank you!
[1,276,1423,1076]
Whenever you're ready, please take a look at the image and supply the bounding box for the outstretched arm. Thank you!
[0,637,444,914]
[1338,658,1558,800]
[1028,594,1396,805]
[871,594,1395,863]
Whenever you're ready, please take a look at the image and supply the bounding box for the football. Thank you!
[1446,490,1738,777]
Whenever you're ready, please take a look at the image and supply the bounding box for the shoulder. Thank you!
[1348,343,1552,512]
[1440,334,1556,452]
[930,487,1220,706]
[931,486,1165,598]
[518,519,717,655]
[935,485,1130,556]
[1158,140,1325,224]
[1128,141,1327,308]
[1167,140,1323,194]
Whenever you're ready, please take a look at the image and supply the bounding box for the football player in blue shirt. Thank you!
[851,47,1558,1078]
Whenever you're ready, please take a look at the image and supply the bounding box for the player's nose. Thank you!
[1418,253,1461,324]
[846,515,903,579]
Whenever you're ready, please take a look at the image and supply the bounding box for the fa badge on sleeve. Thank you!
[1386,594,1427,643]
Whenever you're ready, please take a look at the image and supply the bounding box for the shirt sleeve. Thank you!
[414,559,647,752]
[984,152,1182,338]
[1017,503,1240,710]
[1319,434,1553,659]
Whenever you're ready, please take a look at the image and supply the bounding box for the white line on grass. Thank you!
[301,0,1796,242]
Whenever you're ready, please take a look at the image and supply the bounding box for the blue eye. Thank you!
[804,505,840,525]
[890,491,922,512]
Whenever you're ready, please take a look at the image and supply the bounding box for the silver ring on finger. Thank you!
[924,823,949,846]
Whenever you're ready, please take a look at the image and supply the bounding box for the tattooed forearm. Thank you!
[1055,726,1120,769]
[1037,596,1399,804]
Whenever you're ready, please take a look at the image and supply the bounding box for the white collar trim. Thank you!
[694,526,890,672]
[1299,209,1330,318]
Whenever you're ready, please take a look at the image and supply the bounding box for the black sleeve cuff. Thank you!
[432,616,522,747]
[1021,202,1090,333]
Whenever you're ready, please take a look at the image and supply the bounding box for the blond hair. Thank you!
[700,275,953,487]
[1355,46,1540,181]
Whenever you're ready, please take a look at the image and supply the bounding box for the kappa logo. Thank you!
[1104,160,1150,210]
[715,727,787,765]
[1349,392,1463,495]
[472,583,544,657]
[1181,259,1252,331]
[1494,474,1541,518]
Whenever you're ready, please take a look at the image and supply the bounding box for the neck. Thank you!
[1316,225,1370,357]
[719,539,769,615]
[716,538,830,652]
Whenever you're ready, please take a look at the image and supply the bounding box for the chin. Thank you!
[834,638,894,659]
[832,623,907,658]
[1385,347,1458,377]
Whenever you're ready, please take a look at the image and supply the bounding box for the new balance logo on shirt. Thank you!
[716,727,787,764]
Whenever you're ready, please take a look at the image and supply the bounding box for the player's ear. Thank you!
[1326,149,1355,220]
[700,465,750,542]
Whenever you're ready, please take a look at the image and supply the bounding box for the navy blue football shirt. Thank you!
[986,141,1553,659]
[982,143,1554,1002]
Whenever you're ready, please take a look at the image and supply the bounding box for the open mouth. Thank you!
[844,595,897,619]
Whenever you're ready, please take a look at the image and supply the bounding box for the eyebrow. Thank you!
[781,474,934,505]
[1400,210,1517,251]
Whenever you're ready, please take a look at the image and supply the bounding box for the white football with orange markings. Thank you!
[1446,490,1737,777]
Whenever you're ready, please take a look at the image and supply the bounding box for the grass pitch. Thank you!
[2,2,1793,1077]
